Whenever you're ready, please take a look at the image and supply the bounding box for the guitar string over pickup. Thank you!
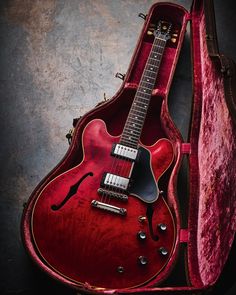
[91,200,127,216]
[97,188,128,201]
[111,143,138,161]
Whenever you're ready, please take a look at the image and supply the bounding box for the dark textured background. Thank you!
[0,1,235,294]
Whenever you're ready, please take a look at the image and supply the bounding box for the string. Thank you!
[114,37,167,195]
[99,36,167,205]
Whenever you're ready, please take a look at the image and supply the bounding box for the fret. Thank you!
[128,115,144,123]
[132,100,148,110]
[124,129,139,138]
[132,105,147,113]
[122,131,140,140]
[145,69,157,75]
[145,62,160,69]
[126,121,142,129]
[138,85,153,91]
[130,108,146,116]
[137,87,152,94]
[121,135,139,144]
[142,75,155,82]
[135,92,151,100]
[120,143,137,149]
[149,56,160,61]
[132,101,148,108]
[140,80,154,87]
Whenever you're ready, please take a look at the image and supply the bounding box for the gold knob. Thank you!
[147,30,153,35]
[138,216,147,223]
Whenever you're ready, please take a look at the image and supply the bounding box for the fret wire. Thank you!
[142,75,155,81]
[132,105,147,113]
[140,80,154,86]
[124,128,141,135]
[136,94,149,103]
[125,123,142,130]
[130,110,147,117]
[122,131,140,139]
[126,119,142,126]
[119,141,137,149]
[138,85,153,91]
[128,116,144,122]
[133,102,148,107]
[121,129,139,138]
[135,93,151,99]
[133,101,148,108]
[130,107,148,117]
[125,127,142,134]
[121,135,139,144]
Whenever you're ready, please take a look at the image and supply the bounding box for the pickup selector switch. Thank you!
[137,231,147,240]
[159,247,168,256]
[138,256,148,265]
[158,223,167,231]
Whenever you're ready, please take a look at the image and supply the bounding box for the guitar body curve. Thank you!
[31,119,175,289]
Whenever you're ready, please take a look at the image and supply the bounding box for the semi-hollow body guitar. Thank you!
[31,21,176,289]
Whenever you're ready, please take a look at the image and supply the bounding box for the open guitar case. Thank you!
[21,0,236,294]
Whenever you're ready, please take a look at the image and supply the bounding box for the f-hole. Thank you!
[51,172,93,211]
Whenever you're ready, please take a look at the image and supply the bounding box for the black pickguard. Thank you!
[129,146,159,203]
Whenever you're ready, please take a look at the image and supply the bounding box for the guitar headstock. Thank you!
[147,20,179,44]
[154,20,172,41]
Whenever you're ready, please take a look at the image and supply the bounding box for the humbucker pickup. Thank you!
[101,173,129,191]
[111,144,138,161]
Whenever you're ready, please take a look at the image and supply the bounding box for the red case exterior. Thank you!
[21,1,236,294]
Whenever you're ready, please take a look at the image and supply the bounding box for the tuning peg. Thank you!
[147,30,154,36]
[172,33,178,37]
[171,38,177,43]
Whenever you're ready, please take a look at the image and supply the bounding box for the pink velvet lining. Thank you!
[197,14,236,285]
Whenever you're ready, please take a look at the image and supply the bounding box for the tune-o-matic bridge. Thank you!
[111,143,138,161]
[91,200,127,216]
[101,173,130,191]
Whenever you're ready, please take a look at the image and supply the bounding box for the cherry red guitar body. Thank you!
[31,119,175,289]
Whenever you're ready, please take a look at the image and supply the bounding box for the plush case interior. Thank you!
[21,1,236,294]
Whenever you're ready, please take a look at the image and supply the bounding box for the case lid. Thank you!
[187,0,236,287]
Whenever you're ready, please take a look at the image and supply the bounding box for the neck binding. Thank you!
[120,37,167,148]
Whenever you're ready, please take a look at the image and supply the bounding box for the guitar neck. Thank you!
[120,37,167,148]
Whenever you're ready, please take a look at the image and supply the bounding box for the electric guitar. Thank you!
[31,21,176,289]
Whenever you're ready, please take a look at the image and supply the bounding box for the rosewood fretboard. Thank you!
[120,37,166,148]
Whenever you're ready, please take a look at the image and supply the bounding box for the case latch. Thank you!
[66,128,75,145]
[115,72,126,80]
[138,13,147,20]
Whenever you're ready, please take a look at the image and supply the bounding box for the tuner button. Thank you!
[158,223,167,232]
[137,231,147,241]
[138,256,148,266]
[159,247,168,256]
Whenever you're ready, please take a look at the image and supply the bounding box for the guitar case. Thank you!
[21,0,236,294]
